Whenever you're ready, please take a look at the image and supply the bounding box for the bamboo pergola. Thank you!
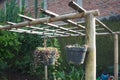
[1,4,119,37]
[0,1,119,80]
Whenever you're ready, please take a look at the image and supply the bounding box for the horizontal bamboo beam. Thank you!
[2,23,117,37]
[44,34,80,38]
[40,9,59,17]
[9,29,120,38]
[19,14,85,35]
[9,28,60,35]
[96,18,113,33]
[19,13,84,34]
[76,28,104,32]
[7,22,73,35]
[9,28,77,37]
[45,32,120,38]
[3,22,119,37]
[18,14,35,21]
[0,10,99,30]
[52,20,85,26]
[10,28,73,37]
[45,23,84,35]
[40,9,85,29]
[67,27,78,30]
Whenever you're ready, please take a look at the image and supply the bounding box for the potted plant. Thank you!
[65,44,87,65]
[34,47,59,66]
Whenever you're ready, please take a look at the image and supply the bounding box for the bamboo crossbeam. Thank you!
[9,28,78,37]
[2,21,120,37]
[67,27,78,30]
[9,28,70,36]
[45,34,80,38]
[30,27,74,35]
[53,20,85,26]
[0,10,99,30]
[96,32,120,35]
[52,20,85,26]
[19,14,85,35]
[64,20,85,29]
[44,32,120,38]
[45,23,84,35]
[7,21,73,35]
[9,28,56,35]
[69,1,86,13]
[7,22,82,37]
[69,1,100,16]
[40,9,85,29]
[68,1,113,34]
[76,28,104,32]
[40,9,59,17]
[18,14,35,21]
[96,19,113,33]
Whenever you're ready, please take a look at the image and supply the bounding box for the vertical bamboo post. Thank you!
[114,34,119,80]
[45,65,48,80]
[44,37,48,80]
[85,13,96,80]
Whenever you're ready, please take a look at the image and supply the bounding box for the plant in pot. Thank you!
[33,47,60,68]
[65,44,87,65]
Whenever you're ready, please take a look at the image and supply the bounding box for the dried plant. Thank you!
[33,47,60,68]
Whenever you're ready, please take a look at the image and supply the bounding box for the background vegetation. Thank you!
[0,0,120,80]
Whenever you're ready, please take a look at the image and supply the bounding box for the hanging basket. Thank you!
[34,47,59,66]
[65,45,87,65]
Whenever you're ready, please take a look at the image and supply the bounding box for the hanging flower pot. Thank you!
[65,44,87,65]
[34,47,59,66]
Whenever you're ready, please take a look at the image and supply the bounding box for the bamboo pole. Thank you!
[69,1,86,13]
[114,34,119,80]
[45,65,48,80]
[6,22,120,37]
[40,9,85,29]
[0,10,99,30]
[44,37,48,80]
[96,18,113,33]
[7,21,73,35]
[18,14,85,35]
[85,13,96,80]
[45,32,120,38]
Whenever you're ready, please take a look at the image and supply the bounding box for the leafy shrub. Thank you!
[0,31,21,72]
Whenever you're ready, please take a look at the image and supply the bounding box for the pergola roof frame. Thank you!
[0,1,119,38]
[18,14,85,35]
[69,1,114,34]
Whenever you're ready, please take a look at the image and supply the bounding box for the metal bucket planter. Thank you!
[65,45,87,65]
[34,47,59,66]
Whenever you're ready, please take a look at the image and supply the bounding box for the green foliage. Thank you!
[34,0,38,18]
[96,20,120,67]
[49,65,84,80]
[39,0,45,18]
[0,0,22,23]
[0,9,6,23]
[0,31,20,72]
[0,0,23,73]
[96,19,120,76]
[12,34,44,74]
